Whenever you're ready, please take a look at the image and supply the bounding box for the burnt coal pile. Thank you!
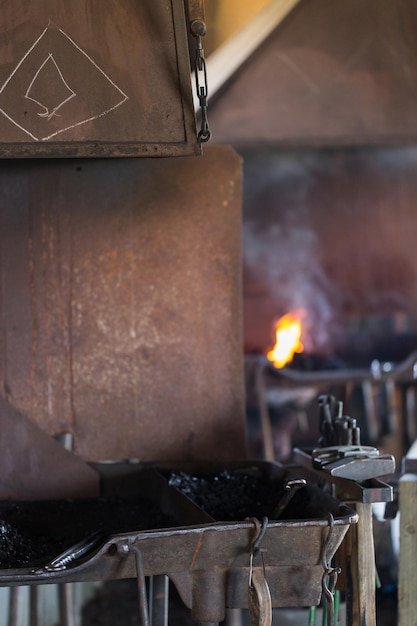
[0,520,35,570]
[0,496,178,570]
[168,470,312,522]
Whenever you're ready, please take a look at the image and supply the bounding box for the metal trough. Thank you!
[0,461,357,623]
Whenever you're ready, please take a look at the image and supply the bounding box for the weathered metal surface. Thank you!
[0,462,357,622]
[0,523,352,609]
[0,0,200,157]
[293,449,394,504]
[209,0,417,146]
[0,396,99,500]
[187,0,206,23]
[0,146,246,462]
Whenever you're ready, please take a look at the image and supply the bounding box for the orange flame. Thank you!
[266,309,306,368]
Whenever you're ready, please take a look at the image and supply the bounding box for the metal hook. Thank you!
[320,514,342,626]
[248,516,269,557]
[248,517,269,591]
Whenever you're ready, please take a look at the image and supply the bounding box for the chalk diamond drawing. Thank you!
[0,23,129,141]
[26,54,76,120]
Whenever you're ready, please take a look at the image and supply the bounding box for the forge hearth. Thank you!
[166,462,344,521]
[0,496,178,570]
[0,461,357,623]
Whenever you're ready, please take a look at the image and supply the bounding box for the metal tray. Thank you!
[0,461,357,621]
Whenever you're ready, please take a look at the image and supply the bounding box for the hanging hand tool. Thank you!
[272,478,307,519]
[247,518,272,626]
[315,395,395,480]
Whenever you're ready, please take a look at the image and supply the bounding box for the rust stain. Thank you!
[190,532,204,570]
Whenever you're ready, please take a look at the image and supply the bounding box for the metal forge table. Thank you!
[0,3,387,626]
[0,461,357,626]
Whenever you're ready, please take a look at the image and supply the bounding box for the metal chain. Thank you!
[190,19,211,143]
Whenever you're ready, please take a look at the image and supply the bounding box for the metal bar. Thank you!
[405,385,417,445]
[187,0,205,23]
[225,608,243,626]
[246,351,417,386]
[133,547,150,626]
[58,584,75,626]
[361,380,379,444]
[309,605,317,626]
[150,575,169,626]
[255,362,275,461]
[29,586,43,626]
[8,587,25,626]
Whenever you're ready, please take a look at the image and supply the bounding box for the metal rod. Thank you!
[246,351,417,385]
[405,385,417,445]
[272,479,306,519]
[225,608,243,626]
[133,547,150,626]
[8,587,25,626]
[58,584,75,626]
[187,0,206,23]
[255,362,275,462]
[150,575,169,626]
[29,586,43,626]
[308,606,317,626]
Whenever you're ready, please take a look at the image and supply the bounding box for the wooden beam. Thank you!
[193,0,303,108]
[399,441,417,626]
[344,502,377,626]
[399,473,417,626]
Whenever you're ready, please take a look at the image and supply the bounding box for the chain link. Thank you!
[191,20,211,143]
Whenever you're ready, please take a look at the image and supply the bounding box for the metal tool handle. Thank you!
[272,478,307,519]
[43,532,106,572]
[187,0,206,23]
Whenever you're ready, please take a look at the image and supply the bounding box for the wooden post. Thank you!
[344,502,376,626]
[399,474,417,626]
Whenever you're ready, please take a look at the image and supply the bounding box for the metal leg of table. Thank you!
[8,587,25,626]
[149,575,169,626]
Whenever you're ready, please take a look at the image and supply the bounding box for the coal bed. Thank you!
[0,496,177,570]
[167,467,332,522]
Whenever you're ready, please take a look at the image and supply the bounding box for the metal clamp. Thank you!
[312,445,395,481]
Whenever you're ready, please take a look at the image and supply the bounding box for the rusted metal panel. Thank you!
[0,0,200,157]
[0,146,246,462]
[0,397,100,500]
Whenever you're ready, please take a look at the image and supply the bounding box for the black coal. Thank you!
[168,470,311,521]
[0,496,177,570]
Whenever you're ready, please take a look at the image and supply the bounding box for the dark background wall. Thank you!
[240,146,417,363]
